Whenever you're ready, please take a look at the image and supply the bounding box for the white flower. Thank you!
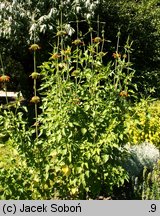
[65,24,75,36]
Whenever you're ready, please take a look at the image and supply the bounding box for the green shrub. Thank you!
[142,160,160,200]
[1,7,152,199]
[37,41,132,199]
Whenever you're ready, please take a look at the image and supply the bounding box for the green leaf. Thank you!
[68,151,72,163]
[85,170,89,178]
[85,152,91,159]
[56,134,62,143]
[91,169,97,174]
[95,155,100,163]
[84,104,90,111]
[102,154,109,163]
[73,121,80,126]
[81,128,87,135]
[76,167,83,173]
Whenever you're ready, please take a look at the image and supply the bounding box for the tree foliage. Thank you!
[94,0,160,97]
[0,0,160,97]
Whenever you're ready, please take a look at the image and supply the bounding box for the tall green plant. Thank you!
[36,14,136,198]
[142,160,160,200]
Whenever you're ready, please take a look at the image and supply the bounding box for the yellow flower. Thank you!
[30,72,40,79]
[30,96,40,104]
[0,75,10,82]
[61,165,71,176]
[29,44,41,51]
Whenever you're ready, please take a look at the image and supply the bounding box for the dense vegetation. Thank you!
[0,0,160,199]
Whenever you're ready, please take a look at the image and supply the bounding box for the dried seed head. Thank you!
[0,75,10,82]
[30,72,40,79]
[72,39,84,46]
[123,54,127,59]
[29,44,41,51]
[93,37,102,43]
[56,30,67,37]
[30,96,40,104]
[64,47,71,55]
[61,47,71,56]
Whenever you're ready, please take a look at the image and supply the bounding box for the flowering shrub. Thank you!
[124,99,160,149]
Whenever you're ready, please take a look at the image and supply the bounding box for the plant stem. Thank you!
[33,49,38,140]
[114,28,121,89]
[0,53,9,106]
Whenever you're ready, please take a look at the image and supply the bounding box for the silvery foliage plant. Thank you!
[123,142,160,177]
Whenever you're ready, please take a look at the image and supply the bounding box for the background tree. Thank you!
[0,0,160,98]
[94,0,160,98]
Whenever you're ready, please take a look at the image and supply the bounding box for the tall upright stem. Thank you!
[0,53,9,106]
[33,32,38,140]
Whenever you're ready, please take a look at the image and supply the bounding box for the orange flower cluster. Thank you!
[50,53,61,60]
[0,75,10,82]
[119,91,128,97]
[112,52,121,59]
